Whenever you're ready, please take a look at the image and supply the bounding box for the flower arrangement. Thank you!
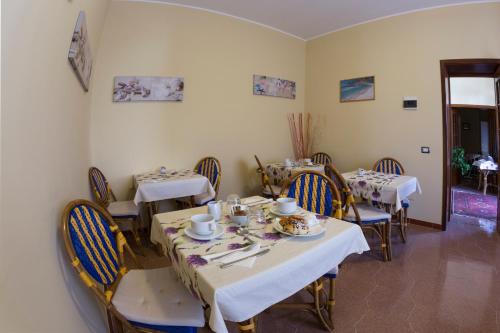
[287,113,312,160]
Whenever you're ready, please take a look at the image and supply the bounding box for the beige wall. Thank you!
[1,1,110,332]
[89,1,305,202]
[306,3,500,224]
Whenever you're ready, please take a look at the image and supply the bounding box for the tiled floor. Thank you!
[133,215,500,332]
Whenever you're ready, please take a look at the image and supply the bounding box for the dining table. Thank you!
[265,162,325,186]
[341,170,422,212]
[133,169,216,206]
[150,196,369,333]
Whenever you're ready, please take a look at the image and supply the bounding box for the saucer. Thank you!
[184,225,224,240]
[270,206,303,216]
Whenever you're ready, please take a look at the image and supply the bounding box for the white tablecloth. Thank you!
[473,159,498,171]
[151,197,369,333]
[133,169,216,205]
[342,170,422,211]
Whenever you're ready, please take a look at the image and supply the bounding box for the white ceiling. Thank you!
[126,0,497,40]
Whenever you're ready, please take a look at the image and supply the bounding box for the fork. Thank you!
[208,243,258,261]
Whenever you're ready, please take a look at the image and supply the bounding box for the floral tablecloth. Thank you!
[150,196,369,333]
[265,162,325,186]
[342,170,422,211]
[133,169,215,205]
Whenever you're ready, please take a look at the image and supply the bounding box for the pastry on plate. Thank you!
[278,215,310,235]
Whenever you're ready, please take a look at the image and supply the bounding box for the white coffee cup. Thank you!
[357,168,366,176]
[207,201,222,221]
[191,214,217,235]
[277,197,297,214]
[284,158,292,166]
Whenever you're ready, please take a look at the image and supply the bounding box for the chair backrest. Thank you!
[89,167,111,207]
[311,152,332,165]
[195,157,221,196]
[324,164,361,223]
[254,155,277,200]
[61,199,139,329]
[373,157,405,175]
[281,171,342,218]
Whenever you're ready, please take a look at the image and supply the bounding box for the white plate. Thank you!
[184,225,224,240]
[272,218,325,237]
[270,206,304,216]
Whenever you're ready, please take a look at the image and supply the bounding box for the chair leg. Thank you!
[132,217,144,256]
[385,220,392,261]
[238,317,256,333]
[400,208,408,243]
[328,278,336,322]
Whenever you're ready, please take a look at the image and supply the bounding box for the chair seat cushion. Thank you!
[344,203,391,223]
[262,185,282,196]
[108,200,139,218]
[324,266,338,279]
[112,267,205,328]
[402,198,410,209]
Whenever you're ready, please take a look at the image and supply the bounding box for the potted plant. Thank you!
[452,147,471,176]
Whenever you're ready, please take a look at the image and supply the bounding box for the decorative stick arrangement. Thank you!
[287,113,311,160]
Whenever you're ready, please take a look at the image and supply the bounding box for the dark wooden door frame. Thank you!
[440,59,500,231]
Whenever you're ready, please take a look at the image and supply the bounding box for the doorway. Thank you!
[441,59,500,233]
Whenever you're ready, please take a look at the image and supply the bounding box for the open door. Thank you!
[496,73,500,234]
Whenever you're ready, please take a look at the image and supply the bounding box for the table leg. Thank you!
[483,171,489,195]
[385,219,392,261]
[238,317,256,333]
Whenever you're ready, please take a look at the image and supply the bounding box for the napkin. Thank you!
[241,196,273,207]
[202,243,262,268]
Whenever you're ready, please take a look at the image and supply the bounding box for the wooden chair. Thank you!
[325,164,392,261]
[254,155,279,200]
[373,157,405,175]
[311,152,333,165]
[279,170,342,330]
[372,157,409,243]
[61,200,205,333]
[280,171,342,218]
[194,156,221,205]
[89,167,143,251]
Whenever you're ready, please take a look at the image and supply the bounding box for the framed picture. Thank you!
[340,76,375,102]
[253,75,296,99]
[68,11,92,91]
[113,76,184,102]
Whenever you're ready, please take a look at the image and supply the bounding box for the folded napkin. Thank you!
[202,243,262,268]
[241,196,273,207]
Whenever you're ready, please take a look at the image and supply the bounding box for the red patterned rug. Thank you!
[452,190,497,220]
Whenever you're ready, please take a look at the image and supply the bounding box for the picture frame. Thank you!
[68,11,92,91]
[113,76,184,102]
[340,76,375,102]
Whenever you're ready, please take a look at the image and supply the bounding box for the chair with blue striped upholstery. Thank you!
[194,157,221,205]
[325,164,391,260]
[311,152,333,166]
[61,200,205,333]
[372,157,409,243]
[280,171,341,330]
[280,171,342,218]
[89,167,143,250]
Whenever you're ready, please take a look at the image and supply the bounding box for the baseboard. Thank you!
[408,218,442,230]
